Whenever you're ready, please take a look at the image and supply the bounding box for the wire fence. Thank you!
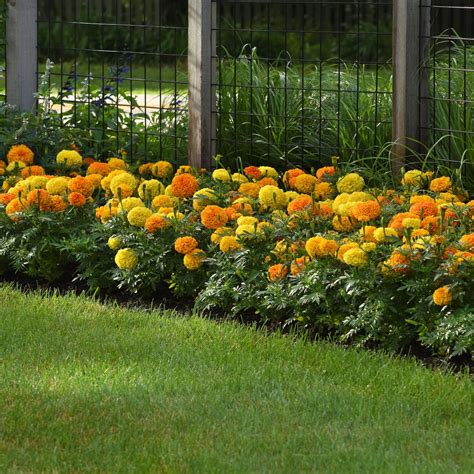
[37,0,188,163]
[421,0,474,177]
[212,0,393,169]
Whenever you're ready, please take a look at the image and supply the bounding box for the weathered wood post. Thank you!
[392,0,431,180]
[6,0,38,110]
[188,0,217,169]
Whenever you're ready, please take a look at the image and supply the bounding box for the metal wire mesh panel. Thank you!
[420,1,474,182]
[37,0,188,163]
[212,0,393,169]
[0,0,6,103]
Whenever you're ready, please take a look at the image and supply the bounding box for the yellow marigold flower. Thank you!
[337,242,360,262]
[7,144,34,165]
[294,174,317,194]
[359,225,377,242]
[268,263,288,281]
[258,166,279,179]
[152,194,176,210]
[402,218,421,229]
[238,182,260,198]
[100,169,124,193]
[6,161,26,174]
[432,286,453,306]
[343,247,368,267]
[305,237,338,258]
[219,236,241,253]
[332,215,355,232]
[176,165,192,175]
[151,161,173,179]
[27,175,48,190]
[145,214,170,233]
[120,197,145,212]
[193,188,217,211]
[127,207,153,227]
[183,249,206,270]
[175,236,199,255]
[236,224,258,238]
[56,150,83,168]
[257,221,271,233]
[110,172,138,197]
[360,242,377,253]
[313,182,334,200]
[210,226,233,244]
[212,168,232,182]
[258,185,286,210]
[231,198,253,215]
[201,205,228,229]
[336,173,365,193]
[373,227,399,243]
[167,210,185,220]
[231,172,248,183]
[85,173,103,189]
[439,192,459,202]
[430,176,451,193]
[115,248,138,270]
[409,194,435,205]
[138,179,165,200]
[237,215,258,226]
[285,191,300,204]
[108,157,127,170]
[108,236,122,250]
[171,173,199,198]
[402,169,430,187]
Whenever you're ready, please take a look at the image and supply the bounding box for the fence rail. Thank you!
[1,0,473,182]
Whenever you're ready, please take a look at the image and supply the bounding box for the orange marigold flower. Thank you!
[138,162,154,175]
[238,182,260,198]
[49,195,67,212]
[145,214,170,233]
[27,189,51,210]
[313,182,334,200]
[268,264,288,281]
[7,144,34,165]
[336,242,359,262]
[224,207,239,221]
[388,212,418,233]
[68,192,87,207]
[421,215,441,234]
[68,176,94,197]
[290,256,311,275]
[386,250,410,273]
[171,173,199,198]
[429,176,451,193]
[87,162,111,176]
[201,205,228,230]
[174,236,199,255]
[350,200,381,222]
[283,169,305,189]
[244,166,262,180]
[294,174,317,194]
[287,195,313,215]
[257,177,278,188]
[21,165,45,178]
[409,201,439,218]
[432,286,453,306]
[0,192,16,206]
[316,166,336,181]
[5,198,26,218]
[82,157,95,166]
[332,215,356,232]
[459,233,474,250]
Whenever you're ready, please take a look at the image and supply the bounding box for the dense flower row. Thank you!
[0,144,473,357]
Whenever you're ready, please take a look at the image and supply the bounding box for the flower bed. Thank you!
[0,145,473,358]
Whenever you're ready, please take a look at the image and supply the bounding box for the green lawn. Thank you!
[0,285,472,473]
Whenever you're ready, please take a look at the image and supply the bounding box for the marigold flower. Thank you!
[283,169,305,189]
[176,165,192,176]
[21,166,45,178]
[388,212,419,233]
[108,236,122,250]
[120,197,145,212]
[183,249,206,270]
[145,214,170,233]
[57,150,83,168]
[211,226,234,244]
[336,173,365,193]
[138,179,165,200]
[409,201,439,218]
[332,215,356,232]
[373,227,399,243]
[231,198,253,215]
[244,166,262,180]
[151,194,175,210]
[290,256,310,275]
[219,236,241,253]
[343,247,368,267]
[268,264,288,281]
[402,169,428,187]
[313,182,334,200]
[201,205,228,229]
[259,185,286,210]
[68,192,87,207]
[6,198,26,218]
[87,162,110,176]
[257,177,278,188]
[192,188,217,211]
[430,176,452,193]
[258,166,279,179]
[175,236,199,255]
[151,161,174,179]
[49,195,67,212]
[287,195,312,215]
[350,200,381,222]
[294,174,317,194]
[68,176,94,197]
[7,144,34,165]
[212,168,232,182]
[171,173,199,198]
[306,236,338,258]
[360,242,377,253]
[459,233,474,250]
[316,166,336,181]
[0,192,16,206]
[384,250,410,274]
[27,189,51,210]
[110,172,138,197]
[108,157,127,170]
[359,225,377,242]
[238,182,260,198]
[432,286,453,306]
[231,173,248,183]
[337,242,360,262]
[401,218,421,229]
[115,248,138,270]
[127,207,153,227]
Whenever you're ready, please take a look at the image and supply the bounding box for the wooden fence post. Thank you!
[6,0,38,111]
[392,0,431,180]
[188,0,216,169]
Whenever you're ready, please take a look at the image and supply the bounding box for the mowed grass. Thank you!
[0,285,472,473]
